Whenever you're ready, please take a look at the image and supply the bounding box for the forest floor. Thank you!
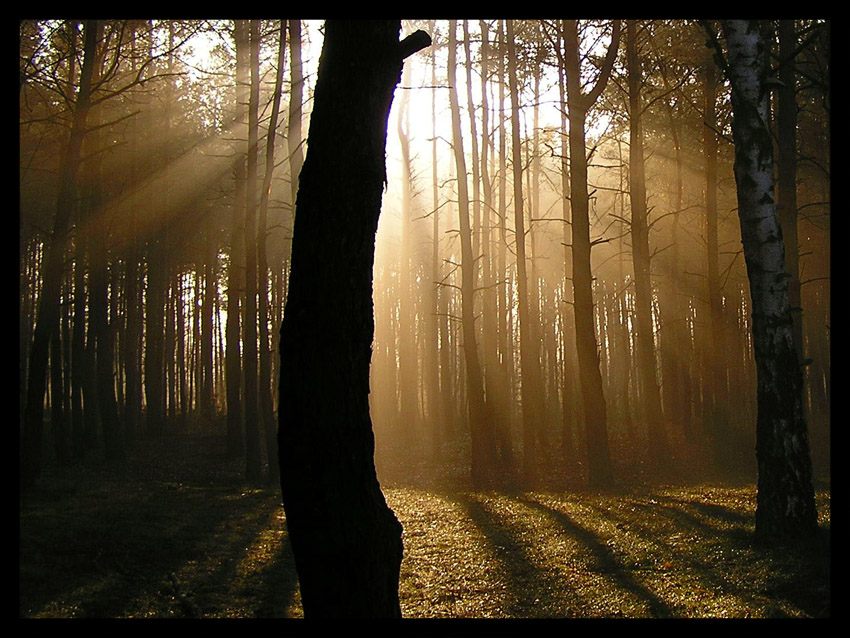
[19,433,831,620]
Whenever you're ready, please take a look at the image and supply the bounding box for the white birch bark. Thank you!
[721,19,817,541]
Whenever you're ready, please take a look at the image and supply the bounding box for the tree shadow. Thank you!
[447,493,567,617]
[516,495,675,617]
[20,477,298,618]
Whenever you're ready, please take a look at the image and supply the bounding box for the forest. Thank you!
[20,19,829,619]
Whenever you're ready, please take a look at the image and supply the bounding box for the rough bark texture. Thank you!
[278,20,430,617]
[720,19,817,542]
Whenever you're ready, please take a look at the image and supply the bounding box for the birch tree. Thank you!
[716,19,817,541]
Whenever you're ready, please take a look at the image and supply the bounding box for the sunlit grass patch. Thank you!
[386,483,830,619]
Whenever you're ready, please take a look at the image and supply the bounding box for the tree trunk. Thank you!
[719,19,817,542]
[448,20,496,487]
[287,19,305,251]
[626,20,669,468]
[21,19,98,488]
[703,47,731,468]
[85,78,124,461]
[507,19,544,486]
[562,19,619,488]
[258,20,287,486]
[242,19,262,482]
[225,21,246,459]
[426,28,443,461]
[396,61,419,444]
[278,20,430,617]
[776,20,804,363]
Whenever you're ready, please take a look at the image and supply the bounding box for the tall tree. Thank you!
[625,20,669,467]
[448,20,497,486]
[242,19,262,482]
[225,19,247,458]
[287,19,305,242]
[258,20,287,485]
[702,41,732,468]
[21,19,99,488]
[776,19,804,364]
[561,19,620,488]
[278,20,430,616]
[507,19,545,486]
[715,19,817,541]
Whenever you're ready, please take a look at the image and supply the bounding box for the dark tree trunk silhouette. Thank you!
[776,19,804,364]
[21,19,98,488]
[257,20,287,486]
[225,20,246,459]
[703,46,731,468]
[242,19,262,482]
[718,19,817,542]
[278,20,430,617]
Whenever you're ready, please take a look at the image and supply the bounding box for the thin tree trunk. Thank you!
[243,19,262,482]
[777,20,804,363]
[448,19,496,487]
[507,19,544,486]
[562,19,619,488]
[396,60,419,443]
[427,27,443,461]
[22,19,99,488]
[626,20,669,468]
[258,20,287,485]
[286,19,305,251]
[703,46,732,469]
[226,19,247,458]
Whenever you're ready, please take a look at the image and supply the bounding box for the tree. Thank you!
[625,20,669,468]
[277,20,430,617]
[715,19,817,541]
[242,18,262,482]
[447,19,497,487]
[225,19,247,458]
[21,19,99,488]
[506,19,546,486]
[560,19,620,488]
[258,20,287,485]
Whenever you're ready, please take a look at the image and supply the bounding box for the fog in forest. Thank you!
[19,19,830,491]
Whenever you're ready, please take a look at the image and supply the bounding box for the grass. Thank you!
[19,434,830,619]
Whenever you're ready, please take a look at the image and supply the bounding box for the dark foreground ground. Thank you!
[20,434,830,619]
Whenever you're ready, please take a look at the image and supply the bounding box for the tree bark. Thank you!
[776,20,804,363]
[703,46,732,468]
[626,20,669,468]
[278,20,430,617]
[242,19,262,482]
[507,19,545,486]
[225,19,247,458]
[719,19,817,541]
[258,20,287,486]
[448,20,496,487]
[21,19,98,488]
[562,19,620,488]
